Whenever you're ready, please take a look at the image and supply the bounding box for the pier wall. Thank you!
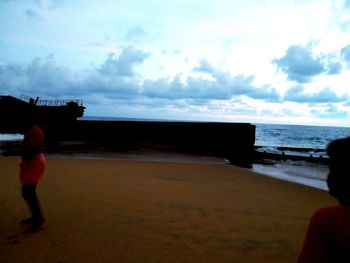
[0,119,256,167]
[48,120,256,167]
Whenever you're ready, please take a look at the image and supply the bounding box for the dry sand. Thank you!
[0,156,336,262]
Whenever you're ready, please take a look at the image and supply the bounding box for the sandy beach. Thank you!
[0,156,336,263]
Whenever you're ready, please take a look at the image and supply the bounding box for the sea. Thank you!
[253,123,350,191]
[1,120,350,191]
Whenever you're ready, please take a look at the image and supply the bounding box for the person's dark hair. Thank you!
[326,137,350,205]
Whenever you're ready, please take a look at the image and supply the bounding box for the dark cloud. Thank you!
[284,85,349,104]
[273,44,325,83]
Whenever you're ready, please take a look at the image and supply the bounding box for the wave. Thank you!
[255,145,327,159]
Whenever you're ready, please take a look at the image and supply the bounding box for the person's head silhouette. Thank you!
[327,137,350,205]
[298,137,350,262]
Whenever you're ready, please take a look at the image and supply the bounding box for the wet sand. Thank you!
[0,156,336,262]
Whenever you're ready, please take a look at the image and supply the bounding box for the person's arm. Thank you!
[298,209,333,263]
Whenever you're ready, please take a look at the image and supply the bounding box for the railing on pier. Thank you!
[20,95,83,107]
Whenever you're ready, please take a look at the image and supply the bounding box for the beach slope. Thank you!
[0,157,335,262]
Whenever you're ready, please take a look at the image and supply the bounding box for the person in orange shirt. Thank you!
[298,137,350,262]
[20,117,46,229]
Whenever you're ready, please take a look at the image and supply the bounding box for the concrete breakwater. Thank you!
[45,120,256,167]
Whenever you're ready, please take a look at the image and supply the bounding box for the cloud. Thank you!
[82,71,140,99]
[125,26,147,41]
[0,47,150,101]
[25,9,43,20]
[273,44,325,83]
[284,85,349,104]
[0,50,280,109]
[2,46,348,122]
[273,42,350,83]
[193,59,216,74]
[143,59,280,102]
[326,61,342,75]
[98,46,150,77]
[325,52,343,74]
[341,44,350,65]
[311,104,349,119]
[0,54,82,97]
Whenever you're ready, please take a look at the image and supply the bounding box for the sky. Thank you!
[1,0,350,126]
